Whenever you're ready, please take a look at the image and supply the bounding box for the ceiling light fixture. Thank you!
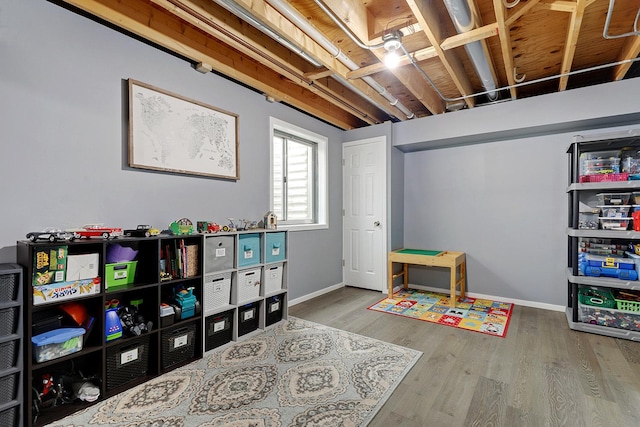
[383,30,403,69]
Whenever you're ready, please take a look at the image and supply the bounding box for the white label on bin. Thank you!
[174,334,188,349]
[214,282,222,292]
[120,348,139,365]
[271,247,280,256]
[114,270,127,280]
[244,249,253,259]
[216,248,226,257]
[270,301,280,312]
[243,310,254,321]
[214,320,226,332]
[270,270,278,279]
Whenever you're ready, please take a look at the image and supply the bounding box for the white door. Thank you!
[343,137,387,291]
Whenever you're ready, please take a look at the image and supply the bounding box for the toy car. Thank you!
[26,228,76,242]
[124,225,160,237]
[169,218,194,235]
[70,224,123,239]
[197,221,221,233]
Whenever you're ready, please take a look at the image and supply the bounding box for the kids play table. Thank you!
[387,249,466,307]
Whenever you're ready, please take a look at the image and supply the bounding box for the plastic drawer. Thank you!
[205,310,233,352]
[203,272,232,312]
[106,335,151,390]
[204,236,235,273]
[161,323,196,370]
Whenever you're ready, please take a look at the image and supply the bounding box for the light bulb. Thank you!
[384,49,400,69]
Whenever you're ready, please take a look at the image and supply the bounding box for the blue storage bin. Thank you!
[265,232,286,263]
[238,233,261,267]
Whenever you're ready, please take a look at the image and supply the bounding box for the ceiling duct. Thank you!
[443,0,499,101]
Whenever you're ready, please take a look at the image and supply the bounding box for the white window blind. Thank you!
[272,130,317,224]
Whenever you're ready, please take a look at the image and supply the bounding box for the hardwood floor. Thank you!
[288,286,640,427]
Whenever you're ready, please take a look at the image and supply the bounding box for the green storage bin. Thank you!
[578,286,616,308]
[106,261,138,288]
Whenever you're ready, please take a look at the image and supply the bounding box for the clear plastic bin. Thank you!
[599,205,631,218]
[597,193,632,205]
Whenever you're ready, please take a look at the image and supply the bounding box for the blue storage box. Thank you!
[32,327,85,363]
[238,233,261,267]
[265,232,286,263]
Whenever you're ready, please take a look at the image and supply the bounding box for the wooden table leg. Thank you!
[403,263,408,290]
[388,258,394,298]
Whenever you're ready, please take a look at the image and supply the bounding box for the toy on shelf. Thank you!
[105,299,123,341]
[70,224,123,239]
[197,221,221,233]
[124,225,160,237]
[170,285,201,321]
[222,218,238,232]
[26,227,76,242]
[169,218,194,235]
[118,299,153,337]
[264,211,277,230]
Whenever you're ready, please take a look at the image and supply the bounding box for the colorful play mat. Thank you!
[368,288,514,338]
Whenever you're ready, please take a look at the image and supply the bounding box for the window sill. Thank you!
[276,223,328,232]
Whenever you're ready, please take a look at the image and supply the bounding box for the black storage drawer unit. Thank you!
[238,302,259,337]
[106,335,151,390]
[265,294,284,327]
[0,405,17,427]
[0,307,18,336]
[0,270,19,302]
[0,339,18,371]
[204,310,233,351]
[0,371,18,405]
[161,322,196,370]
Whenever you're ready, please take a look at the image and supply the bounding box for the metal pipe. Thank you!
[603,0,640,39]
[443,0,498,101]
[268,0,415,119]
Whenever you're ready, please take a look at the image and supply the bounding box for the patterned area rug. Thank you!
[49,317,422,427]
[368,289,514,338]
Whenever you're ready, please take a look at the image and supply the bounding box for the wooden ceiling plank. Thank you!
[151,0,381,124]
[492,0,517,99]
[346,45,438,79]
[613,35,640,81]
[229,0,411,120]
[304,68,334,79]
[536,1,576,13]
[63,0,365,129]
[558,0,587,91]
[440,25,498,51]
[405,0,474,110]
[286,0,443,114]
[505,0,542,26]
[317,0,371,43]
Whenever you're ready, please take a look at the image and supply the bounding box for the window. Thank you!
[270,118,327,230]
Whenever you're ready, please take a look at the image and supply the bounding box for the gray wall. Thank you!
[0,0,344,300]
[391,79,640,307]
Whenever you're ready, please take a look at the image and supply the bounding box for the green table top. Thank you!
[396,249,443,256]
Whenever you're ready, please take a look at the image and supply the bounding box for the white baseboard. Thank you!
[400,284,565,312]
[287,282,565,312]
[288,283,345,307]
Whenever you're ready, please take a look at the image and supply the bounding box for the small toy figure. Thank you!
[223,218,238,232]
[264,211,277,229]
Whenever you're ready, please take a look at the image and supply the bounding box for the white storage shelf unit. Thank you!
[202,230,288,352]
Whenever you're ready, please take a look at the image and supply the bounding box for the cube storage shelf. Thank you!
[567,128,640,341]
[0,263,23,427]
[202,230,288,352]
[17,235,204,426]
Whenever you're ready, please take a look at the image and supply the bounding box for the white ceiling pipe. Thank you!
[443,0,498,101]
[265,0,415,119]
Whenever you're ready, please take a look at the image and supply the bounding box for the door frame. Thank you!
[342,136,388,292]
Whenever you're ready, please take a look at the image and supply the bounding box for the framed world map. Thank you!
[128,79,239,180]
